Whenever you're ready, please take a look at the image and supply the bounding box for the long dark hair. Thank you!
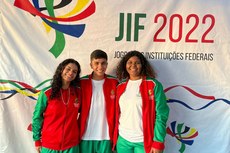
[116,50,156,81]
[50,58,81,99]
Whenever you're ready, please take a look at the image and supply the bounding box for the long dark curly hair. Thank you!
[116,50,156,81]
[50,58,81,99]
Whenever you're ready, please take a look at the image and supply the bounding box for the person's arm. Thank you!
[32,90,48,148]
[149,147,163,153]
[152,80,170,150]
[35,146,41,153]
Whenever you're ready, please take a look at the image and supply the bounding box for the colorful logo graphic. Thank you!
[167,121,199,153]
[0,79,50,100]
[14,0,96,58]
[164,85,230,152]
[164,85,230,110]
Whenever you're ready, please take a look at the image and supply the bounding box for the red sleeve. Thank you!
[35,140,41,147]
[152,141,165,150]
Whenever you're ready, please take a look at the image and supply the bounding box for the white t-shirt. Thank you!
[119,79,143,142]
[82,79,110,140]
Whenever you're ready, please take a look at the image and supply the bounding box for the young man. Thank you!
[79,49,118,153]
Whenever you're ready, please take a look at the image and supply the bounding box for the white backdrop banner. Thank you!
[0,0,230,153]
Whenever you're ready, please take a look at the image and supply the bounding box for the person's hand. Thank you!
[35,146,41,153]
[149,147,163,153]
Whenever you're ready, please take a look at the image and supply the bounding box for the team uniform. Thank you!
[79,74,118,153]
[113,76,169,153]
[32,86,81,153]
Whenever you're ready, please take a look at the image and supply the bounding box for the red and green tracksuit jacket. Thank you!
[79,74,118,142]
[113,77,169,153]
[32,86,81,150]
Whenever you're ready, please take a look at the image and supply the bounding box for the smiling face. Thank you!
[61,63,78,86]
[126,56,142,80]
[90,58,108,80]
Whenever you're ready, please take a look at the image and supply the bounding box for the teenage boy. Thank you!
[79,49,118,153]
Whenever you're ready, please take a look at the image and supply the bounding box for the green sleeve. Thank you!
[153,80,170,142]
[32,90,48,141]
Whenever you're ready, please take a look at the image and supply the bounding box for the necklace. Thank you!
[60,88,70,105]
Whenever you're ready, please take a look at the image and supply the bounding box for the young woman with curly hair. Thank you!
[32,58,81,153]
[113,51,169,153]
